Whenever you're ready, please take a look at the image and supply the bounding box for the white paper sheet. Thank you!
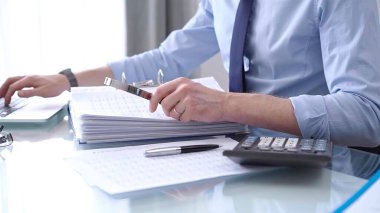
[71,77,223,120]
[64,137,266,195]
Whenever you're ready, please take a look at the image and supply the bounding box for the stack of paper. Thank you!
[69,77,247,144]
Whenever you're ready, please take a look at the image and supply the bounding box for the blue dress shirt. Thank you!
[108,0,380,147]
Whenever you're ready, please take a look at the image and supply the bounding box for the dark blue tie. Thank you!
[229,0,254,92]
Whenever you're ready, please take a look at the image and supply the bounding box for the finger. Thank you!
[0,76,24,98]
[4,76,39,105]
[178,110,190,122]
[170,106,184,120]
[149,77,190,113]
[160,78,194,116]
[17,88,43,98]
[174,106,185,115]
[168,98,186,119]
[161,87,186,116]
[149,83,174,113]
[161,79,195,116]
[149,79,183,112]
[170,108,181,120]
[176,101,191,122]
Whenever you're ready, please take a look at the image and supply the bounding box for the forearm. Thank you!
[224,93,301,136]
[74,65,114,87]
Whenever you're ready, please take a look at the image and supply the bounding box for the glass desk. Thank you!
[1,112,379,213]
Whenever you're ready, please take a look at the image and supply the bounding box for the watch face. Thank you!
[0,132,13,147]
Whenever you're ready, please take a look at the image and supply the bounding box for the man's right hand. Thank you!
[0,74,70,105]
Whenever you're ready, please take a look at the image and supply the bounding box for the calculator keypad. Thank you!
[257,137,273,150]
[314,139,327,152]
[240,136,258,149]
[239,136,330,153]
[284,138,299,152]
[225,136,332,167]
[300,139,314,151]
[271,137,286,151]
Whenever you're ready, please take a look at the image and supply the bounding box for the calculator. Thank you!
[223,136,333,167]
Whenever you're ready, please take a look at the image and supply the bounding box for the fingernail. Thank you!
[18,91,24,96]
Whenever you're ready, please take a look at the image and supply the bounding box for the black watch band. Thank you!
[59,68,78,90]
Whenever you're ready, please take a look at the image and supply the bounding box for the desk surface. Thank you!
[1,113,380,213]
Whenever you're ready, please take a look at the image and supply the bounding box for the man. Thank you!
[1,0,380,147]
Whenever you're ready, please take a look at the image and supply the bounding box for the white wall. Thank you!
[0,0,125,79]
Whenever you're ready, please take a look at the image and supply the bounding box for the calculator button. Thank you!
[271,137,286,151]
[285,138,299,152]
[257,137,273,150]
[300,139,314,151]
[240,136,259,149]
[314,139,327,152]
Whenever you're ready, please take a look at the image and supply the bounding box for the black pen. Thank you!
[144,144,220,157]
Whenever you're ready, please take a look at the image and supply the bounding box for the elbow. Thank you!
[330,101,380,147]
[323,92,380,147]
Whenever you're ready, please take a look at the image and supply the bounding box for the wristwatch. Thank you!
[59,68,78,91]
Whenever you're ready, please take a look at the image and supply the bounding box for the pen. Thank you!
[144,144,220,157]
[104,77,153,100]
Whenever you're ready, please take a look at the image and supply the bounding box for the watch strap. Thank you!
[59,68,78,90]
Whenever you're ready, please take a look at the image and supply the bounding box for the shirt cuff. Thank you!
[290,95,330,140]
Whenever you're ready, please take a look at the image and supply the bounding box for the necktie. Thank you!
[229,0,254,92]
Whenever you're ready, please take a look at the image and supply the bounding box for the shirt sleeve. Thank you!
[290,0,380,146]
[107,0,219,84]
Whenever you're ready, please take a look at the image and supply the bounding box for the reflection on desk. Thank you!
[330,145,380,179]
[0,116,380,213]
[222,169,330,212]
[123,168,362,213]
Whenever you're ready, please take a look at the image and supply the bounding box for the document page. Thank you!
[64,137,267,195]
[70,76,224,120]
[70,86,166,119]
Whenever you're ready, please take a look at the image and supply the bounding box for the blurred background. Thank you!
[1,0,380,90]
[0,0,228,89]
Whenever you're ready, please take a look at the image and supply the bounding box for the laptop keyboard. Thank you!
[0,97,30,117]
